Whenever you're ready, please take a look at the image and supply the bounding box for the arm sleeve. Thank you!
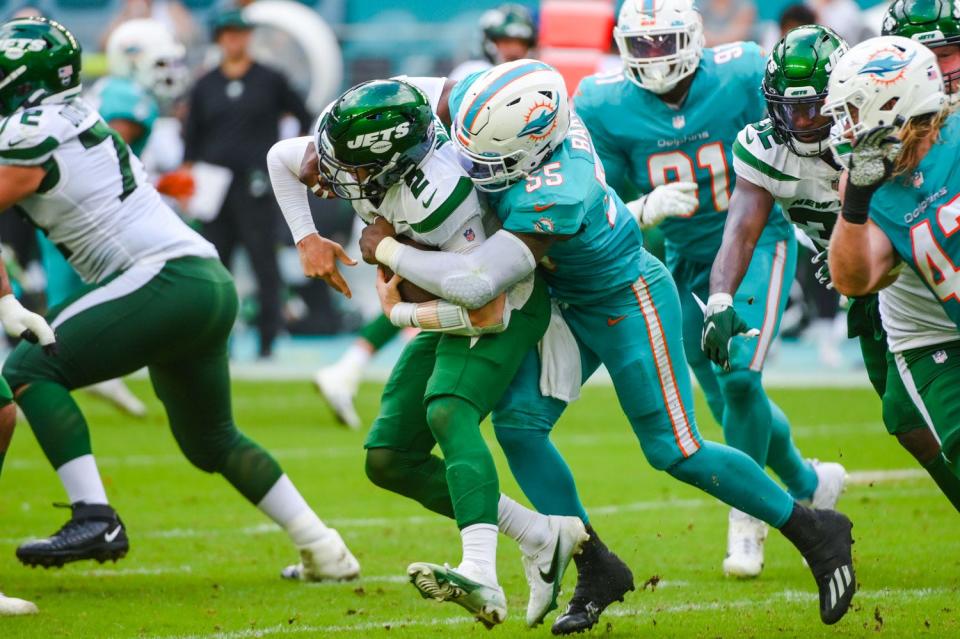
[379,229,537,309]
[182,83,202,163]
[266,136,317,243]
[278,75,312,134]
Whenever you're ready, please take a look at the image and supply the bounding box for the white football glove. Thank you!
[0,294,56,353]
[626,181,698,228]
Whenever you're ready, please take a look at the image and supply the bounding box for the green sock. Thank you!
[426,396,499,528]
[926,453,960,513]
[668,441,795,527]
[359,315,403,352]
[18,380,93,469]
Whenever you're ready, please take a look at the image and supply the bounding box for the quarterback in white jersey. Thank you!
[268,77,586,629]
[0,16,361,581]
[709,25,960,518]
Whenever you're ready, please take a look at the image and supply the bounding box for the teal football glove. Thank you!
[700,293,759,371]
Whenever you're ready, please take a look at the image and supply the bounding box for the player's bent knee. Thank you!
[365,447,409,491]
[895,428,941,465]
[494,423,549,454]
[718,369,762,400]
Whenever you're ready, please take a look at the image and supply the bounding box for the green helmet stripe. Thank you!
[0,135,58,161]
[733,140,799,182]
[409,177,473,234]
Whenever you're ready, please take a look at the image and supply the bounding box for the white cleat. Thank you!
[0,592,38,616]
[281,528,360,582]
[523,515,589,627]
[408,562,507,629]
[808,460,848,510]
[313,367,361,430]
[723,508,768,579]
[85,379,147,417]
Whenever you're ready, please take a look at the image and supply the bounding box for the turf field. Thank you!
[0,379,957,639]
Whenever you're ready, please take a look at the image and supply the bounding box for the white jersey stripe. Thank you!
[631,277,699,457]
[52,261,165,330]
[749,240,787,371]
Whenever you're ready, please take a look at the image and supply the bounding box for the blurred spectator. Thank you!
[780,4,818,36]
[10,5,42,19]
[181,9,310,358]
[449,3,537,82]
[701,0,757,47]
[101,0,199,52]
[808,0,865,44]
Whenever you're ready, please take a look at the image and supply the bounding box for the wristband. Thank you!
[841,183,873,225]
[389,302,418,328]
[706,292,733,310]
[375,236,404,271]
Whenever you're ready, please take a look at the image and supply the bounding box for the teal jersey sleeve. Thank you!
[869,112,960,328]
[95,78,158,156]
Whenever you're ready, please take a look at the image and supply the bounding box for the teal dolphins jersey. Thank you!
[450,76,646,305]
[574,42,792,263]
[870,112,960,331]
[87,77,158,156]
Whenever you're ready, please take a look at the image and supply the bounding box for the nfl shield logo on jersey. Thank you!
[934,350,948,364]
[913,171,924,188]
[672,115,685,129]
[463,227,475,242]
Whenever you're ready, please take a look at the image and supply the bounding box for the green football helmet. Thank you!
[480,4,537,63]
[0,17,81,117]
[882,0,960,94]
[762,25,847,157]
[315,79,435,201]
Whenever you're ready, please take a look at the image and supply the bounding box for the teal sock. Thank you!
[668,440,795,527]
[426,396,499,528]
[495,425,589,523]
[767,400,818,500]
[925,452,960,513]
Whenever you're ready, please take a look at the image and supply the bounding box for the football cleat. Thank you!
[782,506,856,624]
[523,515,589,627]
[408,562,507,629]
[551,525,634,635]
[808,460,847,510]
[16,502,128,568]
[0,592,38,616]
[723,508,768,579]
[85,379,147,417]
[313,367,361,429]
[281,528,360,582]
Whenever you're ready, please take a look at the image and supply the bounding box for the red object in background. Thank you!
[538,0,615,50]
[155,169,196,200]
[538,0,616,94]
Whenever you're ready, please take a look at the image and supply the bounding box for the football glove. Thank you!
[626,181,698,228]
[0,294,56,354]
[811,250,833,289]
[701,293,759,371]
[842,126,901,225]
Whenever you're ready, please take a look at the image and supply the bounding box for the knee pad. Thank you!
[718,369,762,402]
[896,428,942,465]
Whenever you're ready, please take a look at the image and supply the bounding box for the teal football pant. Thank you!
[4,257,284,504]
[493,255,796,528]
[669,235,818,500]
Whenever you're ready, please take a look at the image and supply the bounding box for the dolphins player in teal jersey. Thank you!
[827,35,960,473]
[363,58,858,630]
[573,0,828,578]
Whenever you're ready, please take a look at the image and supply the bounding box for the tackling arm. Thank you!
[709,176,775,299]
[828,217,897,297]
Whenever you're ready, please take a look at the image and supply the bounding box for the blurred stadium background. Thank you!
[0,0,898,382]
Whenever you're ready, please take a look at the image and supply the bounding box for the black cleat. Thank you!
[551,525,634,635]
[780,504,855,624]
[16,502,129,568]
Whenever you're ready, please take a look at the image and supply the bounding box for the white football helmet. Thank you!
[106,19,188,101]
[452,59,569,191]
[823,35,946,152]
[614,0,704,94]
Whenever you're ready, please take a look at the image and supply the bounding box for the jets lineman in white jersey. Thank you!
[1,16,360,581]
[267,76,587,628]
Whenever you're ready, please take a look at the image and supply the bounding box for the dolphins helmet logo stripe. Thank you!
[461,60,553,132]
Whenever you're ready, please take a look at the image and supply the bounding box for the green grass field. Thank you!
[0,379,957,639]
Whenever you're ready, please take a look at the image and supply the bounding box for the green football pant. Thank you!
[3,257,282,504]
[0,375,13,478]
[359,314,402,351]
[895,340,960,469]
[365,276,550,529]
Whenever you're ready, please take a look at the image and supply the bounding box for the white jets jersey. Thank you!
[733,119,954,352]
[0,99,216,283]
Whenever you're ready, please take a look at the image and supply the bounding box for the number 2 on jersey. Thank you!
[647,142,730,214]
[78,121,137,202]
